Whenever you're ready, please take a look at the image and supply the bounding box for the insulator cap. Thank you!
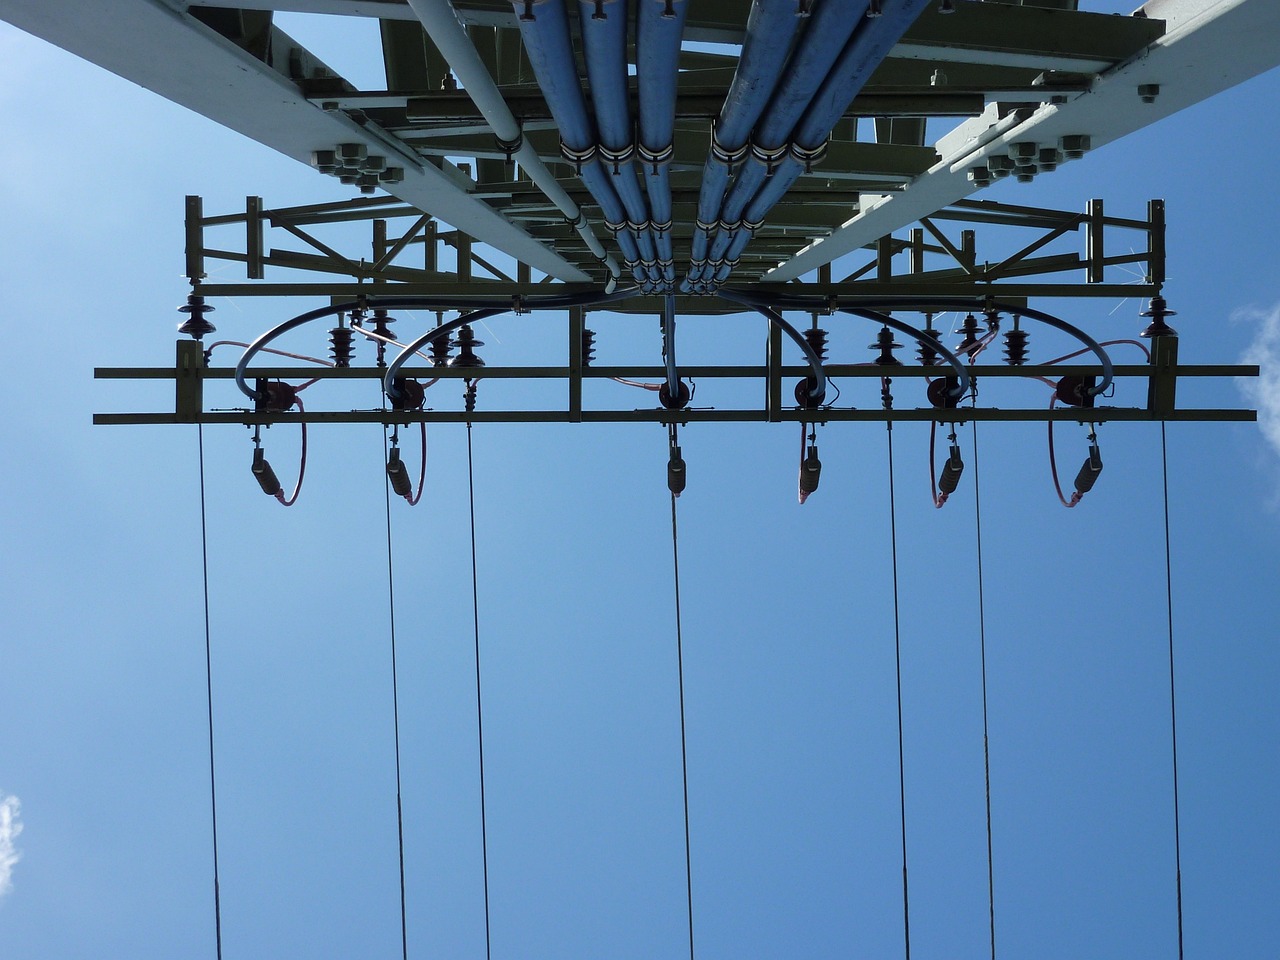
[667,449,686,496]
[386,448,412,498]
[799,447,822,495]
[251,448,282,497]
[1074,445,1103,495]
[938,447,964,495]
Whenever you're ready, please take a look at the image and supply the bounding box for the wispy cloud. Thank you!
[0,792,21,899]
[1238,304,1280,461]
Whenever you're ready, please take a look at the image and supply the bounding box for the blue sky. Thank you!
[2,8,1279,960]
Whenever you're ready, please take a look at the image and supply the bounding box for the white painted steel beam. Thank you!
[767,0,1280,281]
[0,0,588,281]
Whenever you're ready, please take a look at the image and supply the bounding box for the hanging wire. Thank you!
[1161,423,1186,960]
[466,423,494,960]
[669,490,697,960]
[972,423,997,960]
[381,423,411,960]
[197,425,224,960]
[885,424,912,960]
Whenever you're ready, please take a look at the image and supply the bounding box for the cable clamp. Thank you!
[560,139,597,172]
[695,218,718,234]
[750,140,789,172]
[718,218,742,233]
[603,218,626,236]
[689,258,707,269]
[598,142,635,174]
[650,218,673,236]
[742,217,764,235]
[637,142,674,175]
[710,121,749,166]
[564,209,587,230]
[790,138,828,173]
[495,128,523,162]
[626,218,649,235]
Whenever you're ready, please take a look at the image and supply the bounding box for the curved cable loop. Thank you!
[274,396,307,507]
[789,295,1114,397]
[716,291,827,403]
[841,307,971,401]
[235,290,639,402]
[662,293,680,399]
[405,421,428,506]
[383,308,505,401]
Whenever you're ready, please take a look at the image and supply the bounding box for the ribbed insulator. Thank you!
[870,327,902,366]
[1003,327,1030,366]
[329,326,355,367]
[370,308,395,339]
[450,324,485,368]
[918,324,940,366]
[464,380,478,414]
[582,328,597,367]
[956,313,983,355]
[802,327,829,363]
[428,333,452,366]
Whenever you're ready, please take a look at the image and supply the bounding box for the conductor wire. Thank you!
[467,423,494,960]
[885,424,912,960]
[670,491,697,960]
[1161,423,1186,960]
[973,423,997,959]
[382,424,410,960]
[197,425,224,960]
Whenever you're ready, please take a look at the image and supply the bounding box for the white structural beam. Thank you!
[0,0,589,281]
[768,0,1280,282]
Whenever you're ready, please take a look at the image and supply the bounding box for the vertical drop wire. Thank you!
[1161,423,1185,960]
[886,425,912,960]
[972,424,997,960]
[669,492,696,960]
[467,423,494,960]
[197,425,224,960]
[382,425,410,960]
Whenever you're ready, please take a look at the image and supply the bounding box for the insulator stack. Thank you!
[177,293,216,339]
[370,308,395,339]
[957,313,983,355]
[918,316,940,366]
[582,328,597,367]
[464,380,478,413]
[329,325,355,367]
[870,327,902,366]
[938,445,965,495]
[1003,326,1030,365]
[450,325,486,368]
[802,327,830,362]
[428,333,452,366]
[386,448,412,498]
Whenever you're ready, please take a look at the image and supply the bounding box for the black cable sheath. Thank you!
[382,425,411,960]
[972,424,997,960]
[885,425,912,960]
[467,423,494,960]
[669,491,697,960]
[1161,423,1186,960]
[197,425,224,960]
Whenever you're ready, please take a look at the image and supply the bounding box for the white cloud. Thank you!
[0,792,21,899]
[1238,304,1280,461]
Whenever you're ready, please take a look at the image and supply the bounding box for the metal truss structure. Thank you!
[3,0,1273,427]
